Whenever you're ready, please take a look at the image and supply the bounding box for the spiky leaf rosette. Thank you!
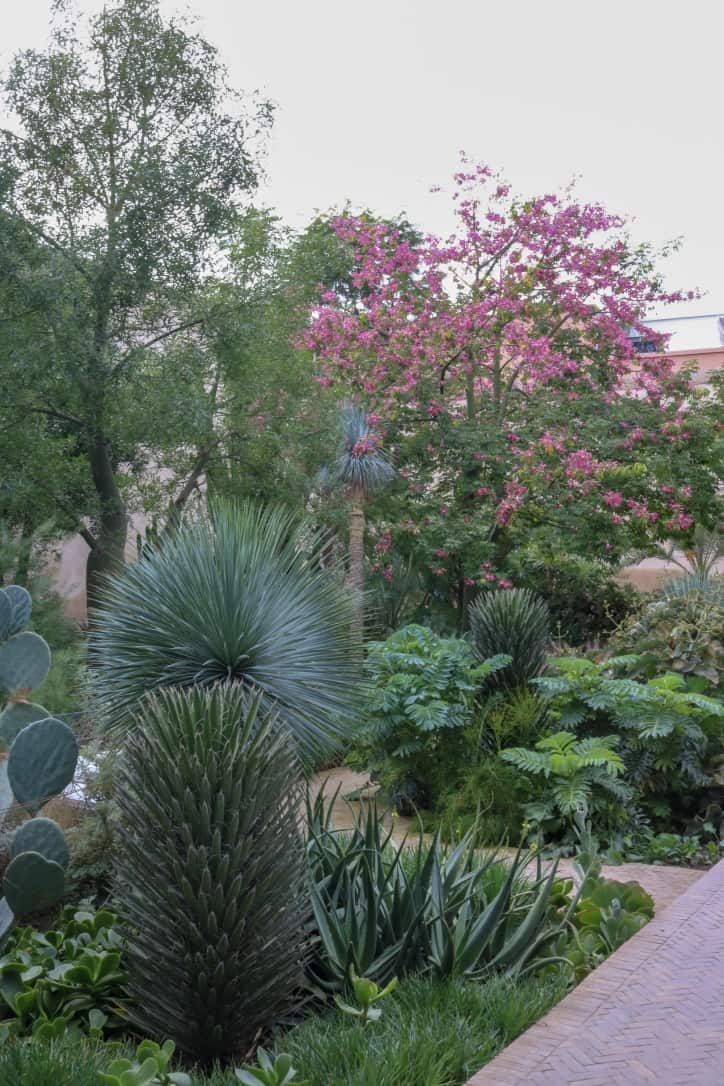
[469,588,550,689]
[329,404,396,496]
[90,501,359,763]
[114,684,310,1063]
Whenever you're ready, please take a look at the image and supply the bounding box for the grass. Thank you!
[0,972,568,1086]
[264,972,568,1086]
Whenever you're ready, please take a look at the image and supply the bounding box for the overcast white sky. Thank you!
[2,0,722,318]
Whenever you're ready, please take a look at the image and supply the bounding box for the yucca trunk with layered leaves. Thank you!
[114,685,310,1064]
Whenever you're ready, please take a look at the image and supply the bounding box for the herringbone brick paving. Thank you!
[467,857,724,1086]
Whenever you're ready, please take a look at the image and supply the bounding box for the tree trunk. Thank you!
[13,516,34,587]
[86,431,128,617]
[347,501,366,652]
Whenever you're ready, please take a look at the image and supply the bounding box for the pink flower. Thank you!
[603,490,623,508]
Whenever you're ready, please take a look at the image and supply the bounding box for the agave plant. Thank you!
[306,789,565,990]
[469,588,550,690]
[114,685,309,1064]
[90,501,359,762]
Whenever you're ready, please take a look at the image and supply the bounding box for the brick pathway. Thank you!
[467,857,724,1086]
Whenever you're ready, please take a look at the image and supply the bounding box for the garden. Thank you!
[0,3,723,1085]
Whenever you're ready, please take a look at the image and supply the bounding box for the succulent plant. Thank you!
[114,684,310,1064]
[469,588,550,690]
[0,585,78,947]
[90,501,360,765]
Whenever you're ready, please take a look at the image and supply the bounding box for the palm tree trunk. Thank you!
[347,501,365,650]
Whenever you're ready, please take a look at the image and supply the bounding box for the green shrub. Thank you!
[611,582,723,689]
[429,758,527,845]
[64,744,121,903]
[469,589,550,690]
[0,904,126,1042]
[356,624,510,810]
[507,547,639,646]
[533,657,724,827]
[90,501,359,764]
[114,685,310,1065]
[501,732,630,838]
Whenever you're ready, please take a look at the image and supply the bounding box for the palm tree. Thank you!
[328,405,395,643]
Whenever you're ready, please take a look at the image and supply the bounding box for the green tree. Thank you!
[0,0,271,607]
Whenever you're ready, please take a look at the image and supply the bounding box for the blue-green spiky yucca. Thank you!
[90,501,360,764]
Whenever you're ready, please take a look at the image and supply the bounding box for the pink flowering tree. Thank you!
[303,160,721,622]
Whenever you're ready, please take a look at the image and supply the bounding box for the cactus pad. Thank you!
[3,586,32,638]
[11,816,70,869]
[0,898,14,948]
[0,591,12,642]
[0,702,49,748]
[7,717,78,815]
[3,851,65,915]
[0,761,12,826]
[0,632,51,696]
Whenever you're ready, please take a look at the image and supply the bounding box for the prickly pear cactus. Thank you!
[0,585,78,947]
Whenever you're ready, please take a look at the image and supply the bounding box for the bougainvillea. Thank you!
[302,158,722,622]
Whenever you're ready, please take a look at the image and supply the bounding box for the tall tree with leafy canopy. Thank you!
[304,159,721,625]
[0,0,271,607]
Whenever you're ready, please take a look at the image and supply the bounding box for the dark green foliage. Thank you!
[0,905,127,1041]
[272,972,569,1086]
[469,589,550,690]
[307,790,564,992]
[91,501,359,763]
[356,623,509,810]
[507,548,639,645]
[430,759,528,845]
[114,685,310,1064]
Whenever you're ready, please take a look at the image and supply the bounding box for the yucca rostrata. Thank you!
[0,585,78,945]
[114,684,309,1063]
